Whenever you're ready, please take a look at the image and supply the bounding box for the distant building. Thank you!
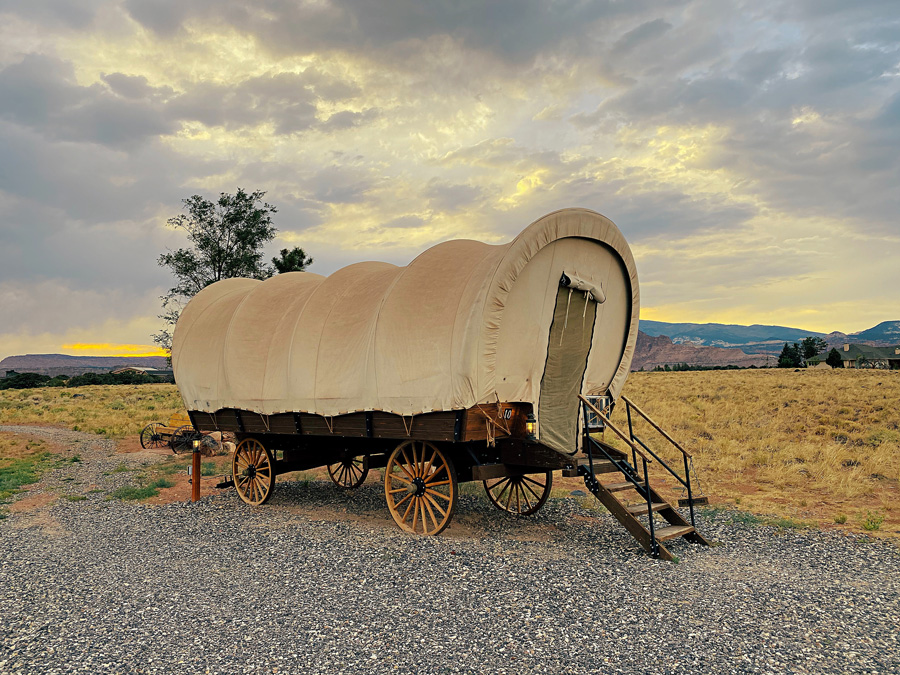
[835,343,900,370]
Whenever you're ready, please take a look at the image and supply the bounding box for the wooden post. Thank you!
[191,442,201,502]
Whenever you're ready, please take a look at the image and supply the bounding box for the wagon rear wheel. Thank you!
[484,471,552,516]
[171,425,202,454]
[232,438,275,506]
[328,455,369,489]
[385,441,457,535]
[139,422,165,449]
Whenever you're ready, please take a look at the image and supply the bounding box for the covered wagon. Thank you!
[172,208,707,556]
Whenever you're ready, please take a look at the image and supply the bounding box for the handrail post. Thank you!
[643,458,656,557]
[684,453,695,528]
[626,401,639,479]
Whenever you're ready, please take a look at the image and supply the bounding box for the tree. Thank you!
[777,342,804,368]
[272,246,314,273]
[800,336,828,361]
[825,348,843,368]
[154,188,279,353]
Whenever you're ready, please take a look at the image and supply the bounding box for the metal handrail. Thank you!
[621,396,698,528]
[620,395,692,458]
[578,395,652,464]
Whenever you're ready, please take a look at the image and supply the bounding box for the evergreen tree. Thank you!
[825,348,844,368]
[777,342,804,368]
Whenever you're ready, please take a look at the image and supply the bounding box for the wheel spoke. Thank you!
[486,478,509,492]
[393,492,414,510]
[421,498,434,533]
[521,480,542,502]
[519,483,532,512]
[424,465,447,484]
[423,492,447,518]
[398,448,417,480]
[425,488,451,501]
[422,494,441,527]
[410,497,419,531]
[522,474,546,488]
[388,487,408,495]
[389,473,412,486]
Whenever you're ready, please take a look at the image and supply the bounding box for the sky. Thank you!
[1,0,898,362]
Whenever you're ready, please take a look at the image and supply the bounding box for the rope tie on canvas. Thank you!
[401,414,415,436]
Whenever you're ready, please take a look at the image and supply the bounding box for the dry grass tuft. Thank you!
[607,369,899,535]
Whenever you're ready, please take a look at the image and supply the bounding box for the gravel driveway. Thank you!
[1,426,898,674]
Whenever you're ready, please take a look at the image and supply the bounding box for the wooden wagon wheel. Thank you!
[232,438,275,506]
[385,440,457,535]
[327,455,369,489]
[170,425,202,454]
[484,471,553,516]
[139,422,165,449]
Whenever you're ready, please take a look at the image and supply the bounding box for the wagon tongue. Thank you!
[215,475,235,489]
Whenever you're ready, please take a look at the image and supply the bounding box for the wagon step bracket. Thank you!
[577,395,711,560]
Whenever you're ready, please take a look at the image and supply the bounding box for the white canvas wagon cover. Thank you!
[172,208,640,452]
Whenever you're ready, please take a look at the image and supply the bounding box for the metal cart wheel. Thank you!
[385,440,457,535]
[170,425,202,454]
[232,438,275,506]
[483,471,553,516]
[327,455,369,489]
[139,422,165,449]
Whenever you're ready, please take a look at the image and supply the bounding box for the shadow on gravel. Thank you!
[244,478,588,542]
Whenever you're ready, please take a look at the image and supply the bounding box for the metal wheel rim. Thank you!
[385,441,456,536]
[484,471,552,516]
[232,438,274,506]
[327,456,369,489]
[139,422,165,449]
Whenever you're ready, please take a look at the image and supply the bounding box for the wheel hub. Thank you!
[246,464,257,478]
[411,476,426,496]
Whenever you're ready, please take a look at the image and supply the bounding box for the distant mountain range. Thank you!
[0,354,168,378]
[638,320,900,356]
[2,320,897,377]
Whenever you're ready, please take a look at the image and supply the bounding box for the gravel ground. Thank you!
[1,426,898,674]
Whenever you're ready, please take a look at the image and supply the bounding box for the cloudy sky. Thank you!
[1,0,898,361]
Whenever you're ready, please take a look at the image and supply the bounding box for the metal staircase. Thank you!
[564,395,710,560]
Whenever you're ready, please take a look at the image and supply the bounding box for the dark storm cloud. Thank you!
[0,54,175,148]
[0,0,103,30]
[0,54,374,150]
[122,0,646,62]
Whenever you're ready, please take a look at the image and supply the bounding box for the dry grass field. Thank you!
[610,369,899,535]
[0,384,183,439]
[1,369,897,535]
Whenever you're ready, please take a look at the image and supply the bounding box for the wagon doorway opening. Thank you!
[538,279,599,454]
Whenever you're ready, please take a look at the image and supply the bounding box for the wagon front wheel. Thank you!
[328,455,369,489]
[139,422,165,449]
[385,441,457,535]
[484,471,552,516]
[232,438,275,506]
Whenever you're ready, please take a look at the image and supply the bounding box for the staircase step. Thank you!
[601,481,639,493]
[654,525,695,542]
[562,459,620,477]
[625,502,670,515]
